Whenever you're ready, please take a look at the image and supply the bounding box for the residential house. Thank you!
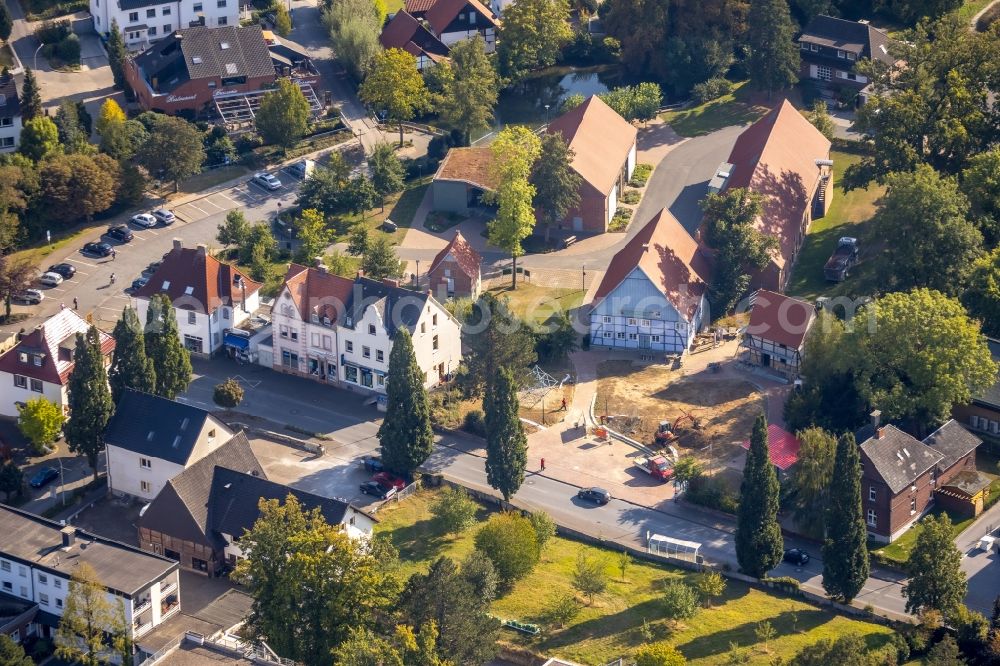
[740,289,815,380]
[137,433,374,576]
[380,10,450,71]
[797,15,894,104]
[426,230,482,299]
[545,95,638,233]
[860,420,982,542]
[271,263,353,384]
[717,100,832,292]
[411,0,499,52]
[104,390,234,502]
[954,337,1000,437]
[0,73,21,152]
[90,0,239,48]
[431,146,498,213]
[0,504,180,646]
[338,276,462,394]
[589,209,712,354]
[134,240,262,356]
[0,309,115,418]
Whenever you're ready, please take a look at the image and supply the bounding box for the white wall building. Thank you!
[90,0,239,47]
[134,240,261,357]
[104,390,233,501]
[0,73,22,153]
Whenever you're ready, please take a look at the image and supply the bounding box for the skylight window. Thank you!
[184,286,194,295]
[220,41,230,49]
[192,56,202,64]
[147,431,155,441]
[225,63,238,75]
[172,435,182,448]
[162,280,171,289]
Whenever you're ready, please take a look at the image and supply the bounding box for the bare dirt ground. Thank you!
[595,360,766,471]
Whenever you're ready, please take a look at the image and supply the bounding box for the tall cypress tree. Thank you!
[143,294,193,400]
[20,68,42,121]
[65,327,114,482]
[106,21,128,91]
[377,328,434,475]
[109,307,155,404]
[747,0,800,98]
[484,366,527,502]
[735,412,783,578]
[822,433,870,602]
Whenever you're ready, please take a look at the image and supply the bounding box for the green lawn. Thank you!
[873,507,976,566]
[958,0,996,23]
[785,150,886,301]
[487,283,585,325]
[383,0,404,13]
[376,489,897,665]
[661,81,771,137]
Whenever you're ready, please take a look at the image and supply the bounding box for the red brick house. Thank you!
[860,420,982,543]
[427,230,482,299]
[953,338,1000,437]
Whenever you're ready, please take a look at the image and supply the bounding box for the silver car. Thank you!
[37,272,63,287]
[131,213,157,228]
[152,209,176,225]
[253,172,282,191]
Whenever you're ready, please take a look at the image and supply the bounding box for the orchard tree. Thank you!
[17,397,64,455]
[213,378,244,409]
[903,513,967,617]
[359,48,429,146]
[572,553,608,605]
[486,126,541,288]
[484,367,528,502]
[143,294,193,399]
[497,0,572,79]
[368,142,405,210]
[377,329,434,475]
[747,0,799,97]
[109,307,156,404]
[430,485,478,533]
[429,36,499,144]
[531,132,581,242]
[138,115,206,191]
[661,581,699,624]
[788,427,836,538]
[735,413,783,578]
[256,78,311,149]
[65,327,114,482]
[822,433,869,603]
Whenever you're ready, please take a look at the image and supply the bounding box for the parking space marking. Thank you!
[218,191,239,204]
[71,258,99,267]
[200,198,224,211]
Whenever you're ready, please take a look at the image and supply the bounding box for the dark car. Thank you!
[373,471,406,491]
[29,467,59,489]
[783,548,810,566]
[48,263,76,279]
[106,225,134,243]
[131,276,149,291]
[362,455,384,473]
[359,481,396,500]
[577,487,612,505]
[83,242,113,257]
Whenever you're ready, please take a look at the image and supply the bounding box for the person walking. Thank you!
[560,397,567,411]
[110,273,116,285]
[541,458,546,471]
[111,248,116,261]
[73,297,78,310]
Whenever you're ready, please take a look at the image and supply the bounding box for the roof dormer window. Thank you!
[162,280,171,290]
[184,286,194,295]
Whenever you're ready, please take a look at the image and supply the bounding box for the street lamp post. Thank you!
[57,457,66,507]
[34,43,44,71]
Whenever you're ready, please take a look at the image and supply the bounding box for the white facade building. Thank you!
[0,73,22,153]
[90,0,239,47]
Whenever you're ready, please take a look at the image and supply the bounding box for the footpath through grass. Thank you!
[785,150,886,301]
[376,489,897,665]
[661,81,771,137]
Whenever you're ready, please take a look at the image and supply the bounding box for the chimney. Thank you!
[196,244,208,257]
[870,410,882,429]
[356,269,365,279]
[876,427,885,440]
[60,525,75,549]
[382,278,399,288]
[173,238,183,251]
[314,257,327,273]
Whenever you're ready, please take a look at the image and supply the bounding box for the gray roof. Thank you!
[345,277,430,337]
[133,25,274,90]
[105,390,228,466]
[799,15,894,66]
[923,419,981,471]
[973,338,1000,409]
[941,469,992,496]
[0,75,20,121]
[138,432,265,549]
[860,425,943,494]
[0,504,176,597]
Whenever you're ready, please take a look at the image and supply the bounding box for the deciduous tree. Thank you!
[474,512,540,589]
[428,36,499,144]
[788,427,836,538]
[332,622,449,666]
[256,78,311,149]
[661,580,699,623]
[486,126,541,288]
[430,485,478,533]
[806,100,835,140]
[217,210,251,251]
[572,552,608,604]
[16,397,63,455]
[0,634,32,666]
[294,208,331,264]
[462,292,537,395]
[904,513,967,617]
[0,256,34,319]
[735,413,783,577]
[962,147,1000,247]
[273,4,292,36]
[138,115,206,191]
[484,367,528,502]
[19,116,60,161]
[378,328,433,475]
[0,462,23,502]
[359,48,429,146]
[369,142,405,210]
[822,433,869,603]
[529,510,556,550]
[361,235,404,281]
[143,294,193,399]
[964,247,1000,338]
[213,378,244,409]
[634,643,687,666]
[531,132,581,241]
[497,0,572,79]
[55,563,127,666]
[324,0,381,79]
[747,0,799,97]
[65,327,113,482]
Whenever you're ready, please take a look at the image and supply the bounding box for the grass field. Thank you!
[785,150,886,301]
[376,489,898,665]
[958,0,996,23]
[873,507,976,566]
[487,282,585,325]
[661,81,771,137]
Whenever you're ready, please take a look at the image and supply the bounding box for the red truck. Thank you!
[633,456,674,482]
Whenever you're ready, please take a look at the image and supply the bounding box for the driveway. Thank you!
[956,499,1000,614]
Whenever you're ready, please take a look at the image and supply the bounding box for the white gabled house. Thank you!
[589,209,713,354]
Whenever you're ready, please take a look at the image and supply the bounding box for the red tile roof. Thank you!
[741,424,801,471]
[724,99,831,271]
[546,96,638,196]
[404,0,438,14]
[379,10,450,63]
[0,309,115,386]
[593,209,713,321]
[428,230,481,279]
[746,289,815,350]
[279,264,355,323]
[134,244,262,314]
[425,0,499,35]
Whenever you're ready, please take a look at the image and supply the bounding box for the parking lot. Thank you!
[172,174,295,225]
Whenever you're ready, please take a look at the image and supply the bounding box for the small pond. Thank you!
[493,65,624,128]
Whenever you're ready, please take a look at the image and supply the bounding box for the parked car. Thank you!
[144,260,163,275]
[48,263,76,279]
[14,289,43,304]
[382,220,398,232]
[286,159,315,179]
[131,276,149,291]
[106,224,134,243]
[37,272,64,287]
[29,467,59,489]
[373,471,406,491]
[577,487,612,505]
[130,213,158,228]
[253,172,282,191]
[362,455,384,473]
[152,208,176,225]
[83,242,113,257]
[783,548,810,566]
[359,481,396,500]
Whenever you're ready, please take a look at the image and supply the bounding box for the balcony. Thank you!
[160,581,177,597]
[133,598,151,615]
